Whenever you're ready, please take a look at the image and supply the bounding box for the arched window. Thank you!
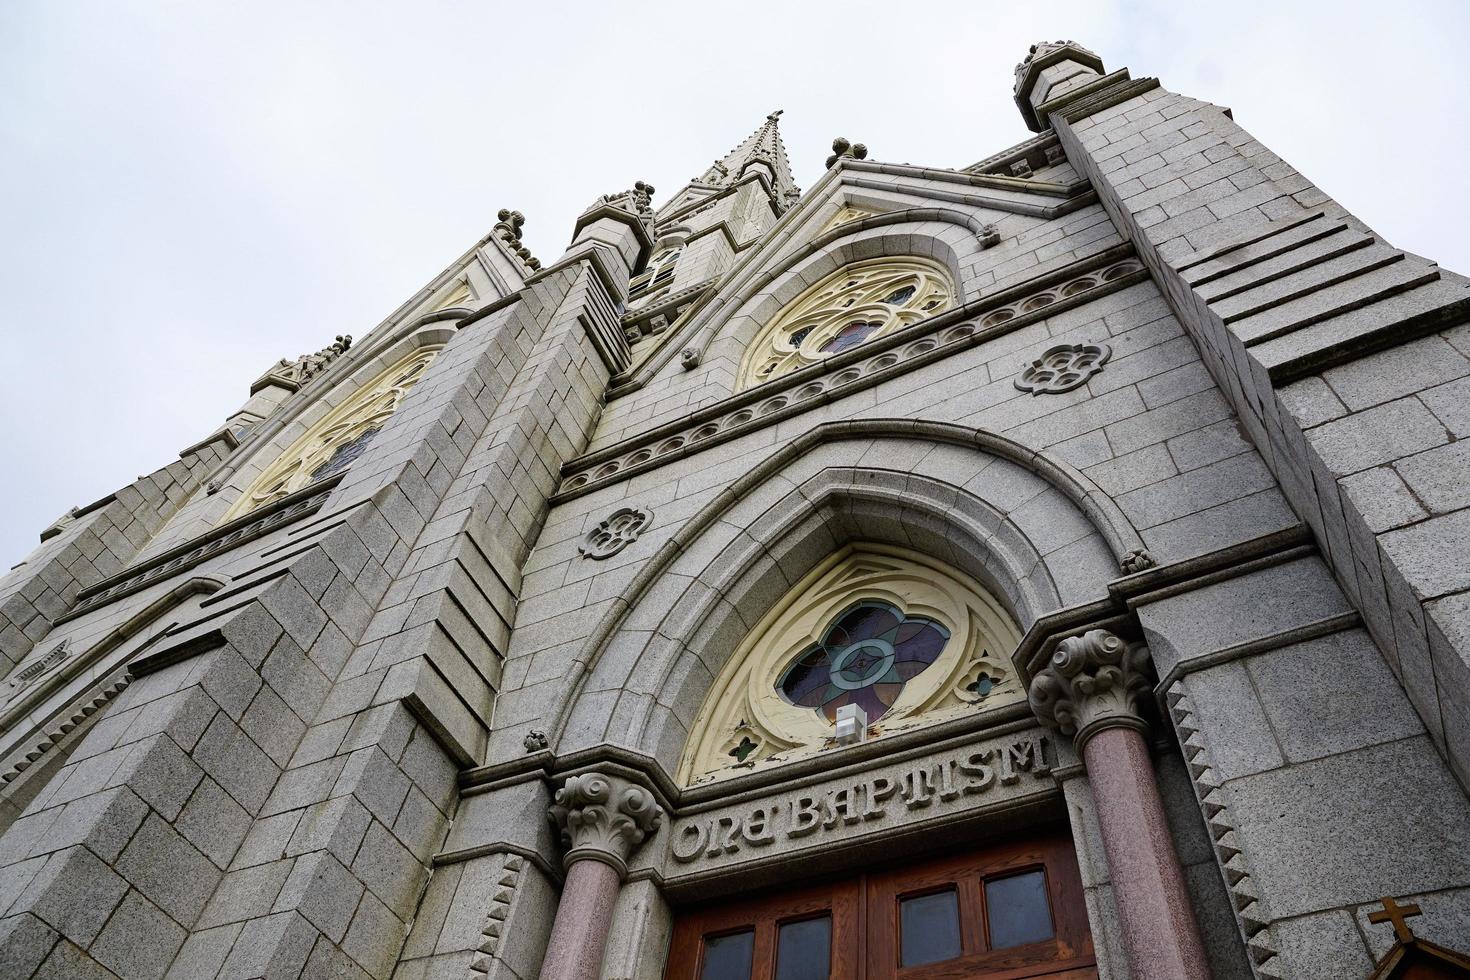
[222,345,442,520]
[678,544,1023,786]
[737,257,955,390]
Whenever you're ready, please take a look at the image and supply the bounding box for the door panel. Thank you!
[666,834,1094,979]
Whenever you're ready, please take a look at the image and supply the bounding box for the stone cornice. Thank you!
[1009,524,1316,687]
[60,476,346,623]
[842,157,1085,200]
[556,249,1145,500]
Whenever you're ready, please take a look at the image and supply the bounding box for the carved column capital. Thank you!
[549,772,663,878]
[1028,629,1154,751]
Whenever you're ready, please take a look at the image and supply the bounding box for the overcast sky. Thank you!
[2,1,1466,570]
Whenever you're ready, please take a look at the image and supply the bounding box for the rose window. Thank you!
[737,257,956,389]
[679,545,1027,786]
[778,601,950,723]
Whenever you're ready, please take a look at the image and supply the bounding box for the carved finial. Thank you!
[493,209,541,271]
[256,333,353,393]
[632,180,656,215]
[826,137,869,169]
[767,108,783,121]
[1028,629,1154,751]
[548,772,663,877]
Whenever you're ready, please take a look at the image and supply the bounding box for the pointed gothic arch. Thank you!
[538,419,1143,776]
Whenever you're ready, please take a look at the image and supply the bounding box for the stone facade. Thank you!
[1,41,1468,980]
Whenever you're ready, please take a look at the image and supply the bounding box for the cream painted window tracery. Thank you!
[678,544,1024,786]
[222,345,442,520]
[736,257,956,390]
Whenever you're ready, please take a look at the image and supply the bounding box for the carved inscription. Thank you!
[672,734,1049,864]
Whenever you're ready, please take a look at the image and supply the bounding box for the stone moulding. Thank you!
[1166,681,1284,979]
[61,476,343,624]
[555,251,1146,501]
[0,672,130,787]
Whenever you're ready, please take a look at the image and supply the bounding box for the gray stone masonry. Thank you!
[1030,46,1470,798]
[3,41,1470,980]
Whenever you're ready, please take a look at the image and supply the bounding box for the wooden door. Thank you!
[666,833,1094,979]
[865,835,1095,979]
[665,876,862,979]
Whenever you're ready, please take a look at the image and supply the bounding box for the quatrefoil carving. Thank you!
[1015,343,1111,395]
[578,506,655,560]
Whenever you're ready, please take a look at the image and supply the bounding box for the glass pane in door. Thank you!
[899,888,962,966]
[775,914,832,979]
[985,870,1055,949]
[700,929,755,980]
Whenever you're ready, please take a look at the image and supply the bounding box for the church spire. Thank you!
[676,110,801,215]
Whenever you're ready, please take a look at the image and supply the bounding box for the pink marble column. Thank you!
[1029,629,1210,979]
[1084,725,1210,979]
[540,772,662,980]
[539,858,623,980]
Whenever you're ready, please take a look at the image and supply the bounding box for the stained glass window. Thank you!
[736,258,955,389]
[777,601,950,723]
[818,321,879,354]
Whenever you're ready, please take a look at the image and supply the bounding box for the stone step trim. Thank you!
[1219,244,1412,326]
[1234,259,1441,347]
[1254,276,1470,383]
[1177,209,1336,274]
[555,250,1147,500]
[59,477,345,624]
[1181,212,1347,287]
[1197,226,1371,304]
[1166,683,1284,980]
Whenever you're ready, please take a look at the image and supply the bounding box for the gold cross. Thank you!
[1368,896,1423,943]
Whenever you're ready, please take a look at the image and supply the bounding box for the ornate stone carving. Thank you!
[1009,160,1033,178]
[578,506,654,560]
[978,223,1001,249]
[549,772,663,876]
[825,137,868,169]
[254,334,353,393]
[1015,342,1111,395]
[560,257,1143,498]
[679,347,701,370]
[494,208,541,271]
[1119,548,1157,574]
[4,641,69,698]
[523,729,549,752]
[1028,629,1153,750]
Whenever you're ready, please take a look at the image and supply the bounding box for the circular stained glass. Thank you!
[777,601,950,723]
[819,320,880,354]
